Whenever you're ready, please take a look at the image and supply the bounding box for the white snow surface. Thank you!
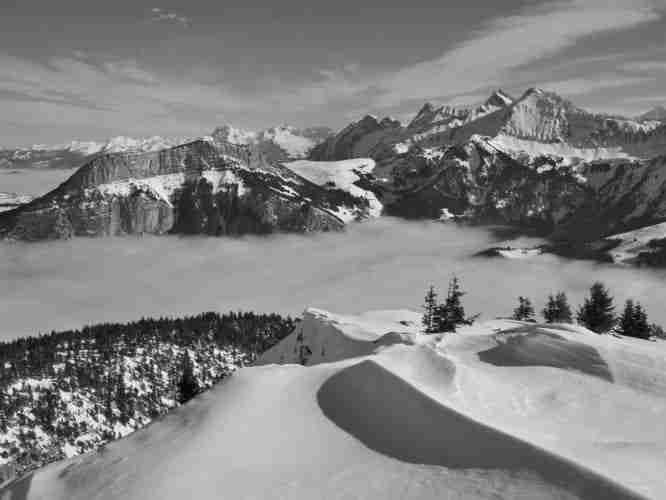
[7,307,666,500]
[488,134,636,166]
[285,158,383,221]
[94,173,186,205]
[497,248,543,260]
[100,136,189,154]
[214,125,323,158]
[604,222,666,263]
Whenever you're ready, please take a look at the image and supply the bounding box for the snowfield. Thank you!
[4,306,666,499]
[487,134,636,166]
[603,222,666,264]
[285,159,383,221]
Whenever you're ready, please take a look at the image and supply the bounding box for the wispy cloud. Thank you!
[150,7,191,26]
[0,54,243,140]
[538,75,652,96]
[623,60,666,73]
[374,0,661,106]
[1,0,663,144]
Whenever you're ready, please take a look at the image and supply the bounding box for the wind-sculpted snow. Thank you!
[258,308,419,366]
[3,308,666,499]
[317,360,642,500]
[477,326,613,381]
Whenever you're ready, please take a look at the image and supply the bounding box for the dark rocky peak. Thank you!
[408,102,444,129]
[484,89,514,108]
[516,88,577,111]
[379,116,402,129]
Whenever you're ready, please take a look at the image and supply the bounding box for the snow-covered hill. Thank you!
[284,158,382,221]
[5,307,666,499]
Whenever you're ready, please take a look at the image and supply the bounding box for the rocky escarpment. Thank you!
[309,115,403,162]
[0,139,374,241]
[309,89,666,247]
[311,88,666,165]
[383,138,590,232]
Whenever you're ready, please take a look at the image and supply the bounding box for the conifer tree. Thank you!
[542,292,572,323]
[633,303,650,339]
[617,300,636,337]
[577,282,615,333]
[177,354,199,404]
[554,292,573,323]
[422,286,439,334]
[513,296,535,321]
[435,276,469,332]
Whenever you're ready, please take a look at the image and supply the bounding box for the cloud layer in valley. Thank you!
[2,218,666,341]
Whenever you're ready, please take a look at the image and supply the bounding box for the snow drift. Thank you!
[3,308,666,499]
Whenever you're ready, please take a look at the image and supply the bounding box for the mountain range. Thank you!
[2,89,666,265]
[0,126,333,170]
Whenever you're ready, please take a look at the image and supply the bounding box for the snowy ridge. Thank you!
[259,307,420,366]
[9,307,665,499]
[488,134,636,165]
[94,173,186,206]
[285,158,383,221]
[603,222,666,263]
[212,124,332,159]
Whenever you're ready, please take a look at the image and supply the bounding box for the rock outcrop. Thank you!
[0,139,373,241]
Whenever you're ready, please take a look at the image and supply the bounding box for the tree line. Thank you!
[423,279,663,339]
[0,310,295,476]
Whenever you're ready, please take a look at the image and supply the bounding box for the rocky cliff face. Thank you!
[0,139,373,241]
[308,89,666,245]
[382,136,666,242]
[308,115,403,162]
[311,88,666,164]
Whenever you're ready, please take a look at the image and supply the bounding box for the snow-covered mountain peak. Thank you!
[485,89,514,108]
[210,123,332,160]
[210,124,258,145]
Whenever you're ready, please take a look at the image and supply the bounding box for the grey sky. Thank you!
[1,0,665,146]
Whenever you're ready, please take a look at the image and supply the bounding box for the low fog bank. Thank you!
[2,218,666,340]
[0,168,76,197]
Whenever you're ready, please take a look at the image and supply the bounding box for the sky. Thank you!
[1,0,665,146]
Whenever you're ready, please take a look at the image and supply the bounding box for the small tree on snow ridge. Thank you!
[422,285,439,334]
[542,292,573,323]
[513,296,535,321]
[577,282,615,333]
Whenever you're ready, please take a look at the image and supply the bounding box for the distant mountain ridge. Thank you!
[4,88,666,263]
[639,105,666,122]
[311,88,666,166]
[0,125,333,170]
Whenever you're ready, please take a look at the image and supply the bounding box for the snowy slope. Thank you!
[211,125,332,160]
[6,307,666,500]
[601,222,666,263]
[284,158,383,221]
